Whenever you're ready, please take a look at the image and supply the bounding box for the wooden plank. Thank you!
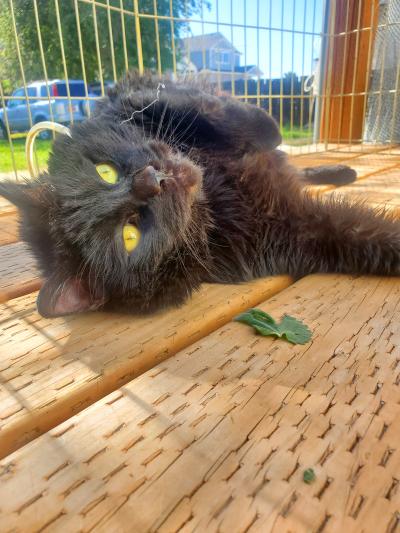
[289,145,395,168]
[299,152,400,177]
[0,197,15,216]
[0,275,291,459]
[0,213,19,246]
[320,0,379,142]
[324,168,400,215]
[0,274,399,532]
[0,242,41,303]
[304,156,400,198]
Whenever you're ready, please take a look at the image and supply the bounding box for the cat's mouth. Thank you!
[133,159,201,201]
[158,170,199,194]
[158,159,202,197]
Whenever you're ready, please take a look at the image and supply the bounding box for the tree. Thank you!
[0,0,204,91]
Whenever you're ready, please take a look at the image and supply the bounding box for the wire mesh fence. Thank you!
[364,0,400,143]
[0,0,398,180]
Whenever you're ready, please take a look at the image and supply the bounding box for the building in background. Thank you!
[179,32,263,81]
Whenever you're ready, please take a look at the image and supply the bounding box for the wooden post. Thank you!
[320,0,379,143]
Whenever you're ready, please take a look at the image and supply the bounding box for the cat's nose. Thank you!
[133,165,161,200]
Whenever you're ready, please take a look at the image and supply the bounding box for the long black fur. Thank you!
[1,72,399,317]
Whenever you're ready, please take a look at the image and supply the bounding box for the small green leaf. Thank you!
[234,309,312,345]
[278,315,312,345]
[303,468,316,484]
[234,309,279,335]
[246,309,277,325]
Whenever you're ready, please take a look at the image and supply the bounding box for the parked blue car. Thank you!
[0,80,98,140]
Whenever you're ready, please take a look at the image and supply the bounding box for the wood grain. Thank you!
[0,276,291,459]
[294,151,400,204]
[0,213,19,246]
[0,197,15,216]
[0,242,41,303]
[0,274,399,532]
[324,167,400,216]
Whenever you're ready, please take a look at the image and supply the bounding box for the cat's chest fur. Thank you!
[199,149,299,283]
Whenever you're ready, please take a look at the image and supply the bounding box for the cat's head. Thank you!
[0,117,208,317]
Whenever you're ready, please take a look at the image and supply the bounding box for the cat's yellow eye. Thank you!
[123,224,141,253]
[96,163,118,184]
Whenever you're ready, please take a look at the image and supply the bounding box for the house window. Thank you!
[214,51,231,68]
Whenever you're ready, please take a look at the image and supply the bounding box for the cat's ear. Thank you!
[0,181,38,208]
[0,180,52,212]
[37,276,104,318]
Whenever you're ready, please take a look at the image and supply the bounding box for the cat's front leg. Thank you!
[108,81,282,153]
[154,93,282,153]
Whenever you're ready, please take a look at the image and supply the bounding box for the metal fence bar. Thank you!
[4,90,397,102]
[215,0,222,91]
[348,0,364,146]
[74,0,91,117]
[360,0,377,143]
[132,0,143,74]
[243,0,248,103]
[279,1,284,131]
[54,0,74,124]
[229,0,235,96]
[376,2,390,144]
[92,0,105,95]
[106,0,118,83]
[306,0,317,153]
[336,0,351,149]
[7,0,38,176]
[168,0,177,75]
[268,0,273,116]
[120,0,130,73]
[0,82,18,180]
[322,0,337,148]
[32,0,56,138]
[8,0,33,130]
[256,0,260,108]
[299,0,308,142]
[74,1,321,36]
[1,0,399,181]
[289,1,296,139]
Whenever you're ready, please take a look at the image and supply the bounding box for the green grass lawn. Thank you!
[281,125,314,144]
[0,138,51,175]
[0,125,314,174]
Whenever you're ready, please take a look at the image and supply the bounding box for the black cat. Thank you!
[1,72,398,317]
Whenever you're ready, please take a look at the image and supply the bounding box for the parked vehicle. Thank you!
[0,80,97,140]
[88,80,115,96]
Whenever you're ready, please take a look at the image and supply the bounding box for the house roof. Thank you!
[180,32,241,54]
[234,65,257,73]
[234,65,264,76]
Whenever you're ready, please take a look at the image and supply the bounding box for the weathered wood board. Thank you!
[1,274,399,532]
[0,276,291,459]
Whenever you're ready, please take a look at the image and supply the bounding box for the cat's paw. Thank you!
[303,164,357,186]
[225,102,282,152]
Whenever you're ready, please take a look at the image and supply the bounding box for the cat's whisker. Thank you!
[156,100,169,141]
[165,106,196,149]
[170,110,200,149]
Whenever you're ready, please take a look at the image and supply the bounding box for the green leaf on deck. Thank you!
[303,468,316,484]
[234,308,312,345]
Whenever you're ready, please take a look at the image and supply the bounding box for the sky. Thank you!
[188,0,325,78]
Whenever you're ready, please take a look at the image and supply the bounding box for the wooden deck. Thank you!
[0,145,399,532]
